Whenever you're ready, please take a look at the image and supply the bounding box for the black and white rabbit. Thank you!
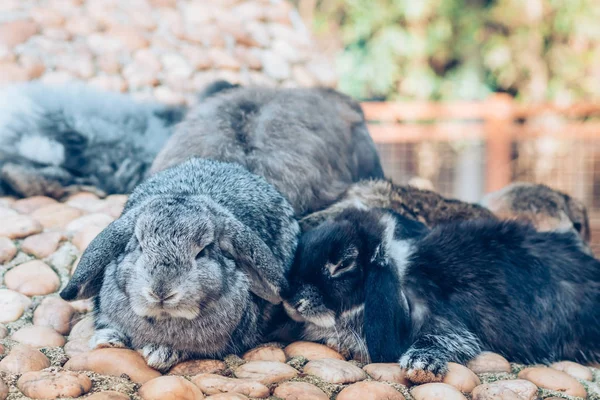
[150,83,384,217]
[284,207,600,383]
[60,158,299,371]
[0,81,187,198]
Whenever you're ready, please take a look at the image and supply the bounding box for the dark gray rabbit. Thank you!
[284,207,600,383]
[60,158,299,371]
[0,81,186,198]
[151,82,384,217]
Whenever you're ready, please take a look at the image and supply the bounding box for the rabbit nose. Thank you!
[146,288,179,303]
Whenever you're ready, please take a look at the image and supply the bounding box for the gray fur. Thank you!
[61,158,299,371]
[151,85,384,216]
[0,81,185,198]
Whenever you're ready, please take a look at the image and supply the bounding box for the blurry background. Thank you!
[1,0,599,249]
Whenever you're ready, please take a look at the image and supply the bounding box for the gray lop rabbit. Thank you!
[151,82,384,217]
[60,158,299,371]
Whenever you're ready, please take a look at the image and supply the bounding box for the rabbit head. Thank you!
[283,208,428,361]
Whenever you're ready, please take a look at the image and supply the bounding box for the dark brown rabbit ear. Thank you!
[219,216,292,305]
[60,210,137,301]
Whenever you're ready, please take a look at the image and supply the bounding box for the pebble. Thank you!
[0,344,3,355]
[191,374,270,398]
[273,382,329,400]
[471,379,539,400]
[0,215,43,239]
[303,358,367,384]
[518,367,587,398]
[0,62,28,85]
[284,341,345,360]
[0,237,17,263]
[12,196,57,214]
[0,207,17,217]
[65,348,161,384]
[467,352,512,373]
[66,213,113,233]
[0,20,39,47]
[0,325,7,339]
[11,325,66,348]
[242,345,286,362]
[17,370,92,399]
[234,361,298,385]
[363,363,411,385]
[0,289,32,323]
[261,50,290,80]
[86,392,130,400]
[550,361,593,381]
[33,296,77,335]
[72,224,105,252]
[68,315,95,341]
[337,381,405,400]
[139,376,205,400]
[442,362,481,393]
[4,260,60,296]
[64,339,92,358]
[169,359,226,376]
[411,383,468,400]
[31,203,84,229]
[0,378,7,400]
[21,232,64,258]
[0,344,51,374]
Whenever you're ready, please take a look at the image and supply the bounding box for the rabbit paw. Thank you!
[91,328,129,349]
[141,344,184,372]
[399,347,449,383]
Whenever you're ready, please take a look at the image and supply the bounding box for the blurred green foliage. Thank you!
[303,0,600,101]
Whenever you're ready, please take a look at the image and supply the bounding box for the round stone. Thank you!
[550,361,593,381]
[273,382,329,400]
[191,374,269,398]
[243,345,286,362]
[72,225,105,252]
[86,392,130,400]
[284,341,345,360]
[139,376,205,400]
[518,367,587,398]
[31,203,84,229]
[0,377,7,400]
[169,359,226,376]
[442,362,481,393]
[4,260,60,296]
[411,383,468,400]
[467,352,511,374]
[11,325,66,348]
[66,213,113,233]
[17,370,92,399]
[234,361,298,385]
[303,358,367,384]
[204,394,248,400]
[0,324,7,339]
[0,206,17,217]
[12,196,57,214]
[0,237,17,263]
[0,215,43,239]
[0,344,51,374]
[64,348,161,384]
[0,288,32,323]
[0,19,39,47]
[33,296,77,335]
[363,363,411,385]
[337,381,405,400]
[64,339,92,358]
[471,379,539,400]
[21,232,64,258]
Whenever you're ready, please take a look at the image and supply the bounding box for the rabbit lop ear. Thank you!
[60,210,137,300]
[363,214,413,363]
[219,218,290,305]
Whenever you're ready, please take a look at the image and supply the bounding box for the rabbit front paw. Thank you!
[91,328,130,349]
[141,344,185,372]
[399,347,449,383]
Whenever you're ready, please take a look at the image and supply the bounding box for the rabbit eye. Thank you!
[195,247,208,260]
[573,222,582,233]
[329,259,355,277]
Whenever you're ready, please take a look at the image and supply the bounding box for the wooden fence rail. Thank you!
[361,94,600,192]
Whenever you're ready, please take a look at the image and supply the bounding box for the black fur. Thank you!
[284,208,600,381]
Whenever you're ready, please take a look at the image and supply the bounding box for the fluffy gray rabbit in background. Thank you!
[60,158,299,371]
[0,81,186,198]
[151,81,385,217]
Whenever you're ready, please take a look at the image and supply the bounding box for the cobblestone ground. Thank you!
[0,194,599,399]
